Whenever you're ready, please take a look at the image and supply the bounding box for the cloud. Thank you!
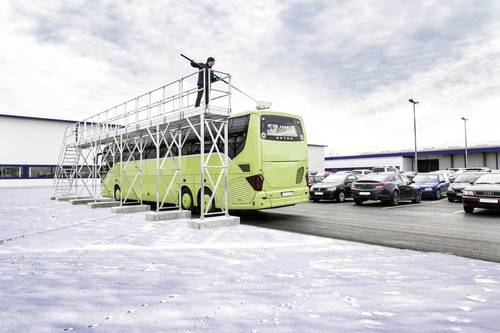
[1,0,499,155]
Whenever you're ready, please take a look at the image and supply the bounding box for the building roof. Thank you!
[0,113,77,124]
[326,145,500,160]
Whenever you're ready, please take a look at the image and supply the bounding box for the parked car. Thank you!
[464,167,491,173]
[309,173,359,203]
[402,171,418,180]
[351,173,421,206]
[462,173,500,214]
[447,172,487,202]
[432,169,457,183]
[412,173,450,200]
[352,169,372,175]
[447,168,464,173]
[308,174,326,188]
[372,166,398,173]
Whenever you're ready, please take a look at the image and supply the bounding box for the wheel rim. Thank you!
[436,190,441,199]
[339,192,345,202]
[182,192,192,210]
[393,193,399,205]
[203,193,213,212]
[114,187,121,201]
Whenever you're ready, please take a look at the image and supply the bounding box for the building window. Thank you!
[29,166,54,178]
[0,166,22,178]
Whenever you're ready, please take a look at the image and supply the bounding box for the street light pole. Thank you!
[461,117,469,168]
[409,99,419,172]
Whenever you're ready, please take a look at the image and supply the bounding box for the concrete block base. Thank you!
[145,210,191,221]
[70,198,113,205]
[111,205,151,214]
[188,215,240,230]
[88,201,120,209]
[55,196,80,202]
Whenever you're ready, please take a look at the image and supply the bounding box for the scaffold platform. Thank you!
[53,69,236,223]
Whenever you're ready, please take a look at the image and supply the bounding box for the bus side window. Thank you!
[227,115,249,159]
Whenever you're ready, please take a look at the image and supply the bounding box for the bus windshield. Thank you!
[260,115,304,141]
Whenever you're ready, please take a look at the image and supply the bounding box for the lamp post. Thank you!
[461,117,469,168]
[409,99,419,172]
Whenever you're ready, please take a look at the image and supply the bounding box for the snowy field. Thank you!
[0,187,499,333]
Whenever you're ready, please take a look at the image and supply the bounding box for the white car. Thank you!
[352,169,372,175]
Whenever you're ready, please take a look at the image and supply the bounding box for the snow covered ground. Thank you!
[1,187,499,333]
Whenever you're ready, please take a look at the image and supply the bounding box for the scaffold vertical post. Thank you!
[200,113,205,219]
[156,125,160,212]
[120,134,123,206]
[178,128,182,211]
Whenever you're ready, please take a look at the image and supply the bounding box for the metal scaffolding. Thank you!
[53,69,232,218]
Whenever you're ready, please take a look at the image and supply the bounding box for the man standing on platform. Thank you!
[190,57,218,107]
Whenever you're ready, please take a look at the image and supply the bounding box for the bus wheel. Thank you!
[114,185,122,201]
[181,187,194,211]
[197,187,215,214]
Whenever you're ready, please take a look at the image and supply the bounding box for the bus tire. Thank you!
[114,185,121,201]
[197,187,215,214]
[181,187,194,212]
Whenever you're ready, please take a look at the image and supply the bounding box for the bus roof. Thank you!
[231,110,303,121]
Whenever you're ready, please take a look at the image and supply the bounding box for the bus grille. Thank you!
[229,178,255,204]
[296,167,304,184]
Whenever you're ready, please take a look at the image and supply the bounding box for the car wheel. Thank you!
[389,191,399,206]
[337,191,346,203]
[463,204,474,214]
[435,189,441,200]
[447,197,454,203]
[354,199,363,205]
[312,199,320,203]
[412,191,422,203]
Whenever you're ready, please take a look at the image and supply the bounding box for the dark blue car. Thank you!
[412,173,450,199]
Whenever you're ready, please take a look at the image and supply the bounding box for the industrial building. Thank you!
[325,146,500,172]
[307,144,327,174]
[0,114,76,186]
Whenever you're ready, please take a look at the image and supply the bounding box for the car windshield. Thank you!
[372,167,385,173]
[358,174,389,182]
[322,174,346,183]
[454,173,481,183]
[474,174,500,184]
[413,175,439,183]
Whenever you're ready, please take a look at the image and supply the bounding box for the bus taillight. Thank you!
[246,174,264,191]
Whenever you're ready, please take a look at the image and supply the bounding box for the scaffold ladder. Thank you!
[53,129,81,196]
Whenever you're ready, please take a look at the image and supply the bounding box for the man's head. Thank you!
[207,57,215,67]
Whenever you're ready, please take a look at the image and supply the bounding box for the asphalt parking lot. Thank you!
[238,198,500,263]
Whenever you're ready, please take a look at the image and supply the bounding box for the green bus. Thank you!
[101,110,309,211]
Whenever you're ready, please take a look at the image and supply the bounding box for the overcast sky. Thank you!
[1,0,499,156]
